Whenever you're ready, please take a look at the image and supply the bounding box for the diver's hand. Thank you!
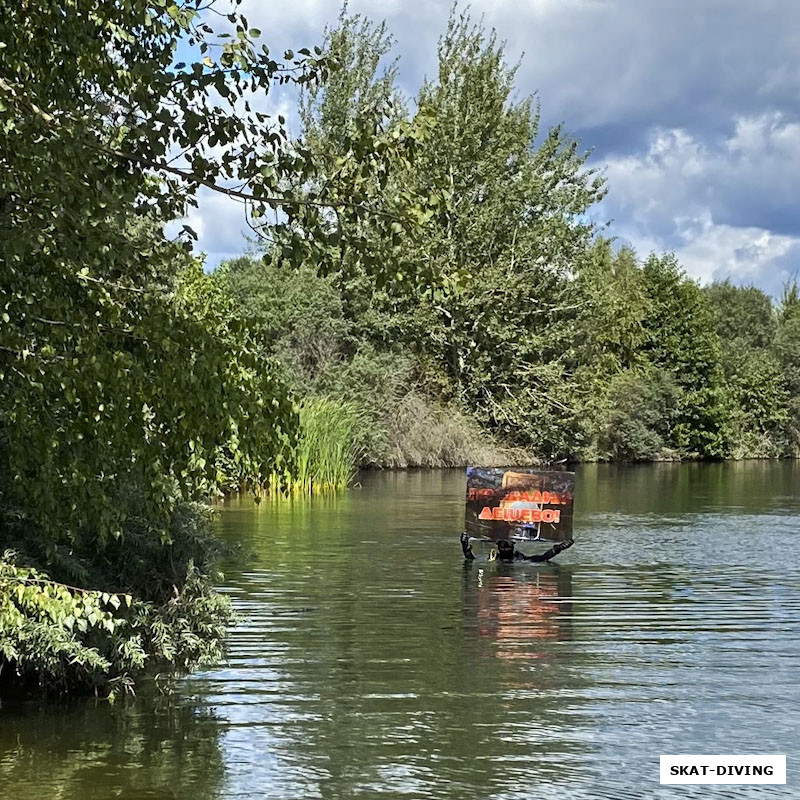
[460,532,475,561]
[555,538,574,554]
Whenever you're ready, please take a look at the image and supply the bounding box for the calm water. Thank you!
[2,462,800,798]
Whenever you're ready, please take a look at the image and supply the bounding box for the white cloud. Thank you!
[182,189,253,269]
[674,214,797,285]
[599,114,800,291]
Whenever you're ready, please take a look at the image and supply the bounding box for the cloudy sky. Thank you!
[189,0,800,296]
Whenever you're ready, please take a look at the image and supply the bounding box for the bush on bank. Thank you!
[0,504,231,698]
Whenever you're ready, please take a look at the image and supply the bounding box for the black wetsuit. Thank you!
[460,532,573,562]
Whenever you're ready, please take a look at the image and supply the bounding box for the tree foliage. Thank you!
[638,254,727,456]
[0,0,439,694]
[235,5,800,467]
[597,369,680,461]
[2,0,798,697]
[297,9,605,459]
[0,503,231,697]
[704,281,795,457]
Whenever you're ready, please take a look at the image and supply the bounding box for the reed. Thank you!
[268,397,364,494]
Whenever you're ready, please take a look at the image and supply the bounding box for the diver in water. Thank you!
[460,532,573,562]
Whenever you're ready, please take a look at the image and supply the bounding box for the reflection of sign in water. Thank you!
[463,569,573,671]
[477,571,572,657]
[465,467,575,542]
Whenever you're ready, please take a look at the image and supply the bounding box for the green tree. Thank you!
[775,281,800,392]
[597,368,680,461]
[300,4,405,160]
[705,281,789,457]
[220,255,354,387]
[326,9,604,458]
[0,0,434,694]
[572,243,652,373]
[721,350,790,457]
[774,282,800,452]
[705,281,776,350]
[293,7,606,459]
[406,10,604,377]
[294,3,433,327]
[640,254,728,457]
[566,242,653,457]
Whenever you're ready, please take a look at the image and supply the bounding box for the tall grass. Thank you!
[379,391,534,468]
[268,397,364,494]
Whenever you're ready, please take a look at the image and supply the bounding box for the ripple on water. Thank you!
[2,465,799,799]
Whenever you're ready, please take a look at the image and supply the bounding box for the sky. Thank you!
[187,0,800,297]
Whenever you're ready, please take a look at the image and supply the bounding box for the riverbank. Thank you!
[217,254,800,478]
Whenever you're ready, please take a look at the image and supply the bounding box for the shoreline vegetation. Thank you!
[212,250,800,495]
[2,1,799,698]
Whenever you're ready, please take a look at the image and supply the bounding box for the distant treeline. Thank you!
[218,253,800,470]
[213,8,800,472]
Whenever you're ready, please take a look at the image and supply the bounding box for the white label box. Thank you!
[660,755,786,784]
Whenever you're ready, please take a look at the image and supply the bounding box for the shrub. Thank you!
[0,503,232,698]
[379,391,533,469]
[598,369,681,461]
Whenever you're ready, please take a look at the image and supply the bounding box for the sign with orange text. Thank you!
[464,467,575,542]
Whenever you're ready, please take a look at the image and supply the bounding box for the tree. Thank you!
[640,254,728,457]
[775,281,800,393]
[705,281,789,457]
[774,281,800,452]
[1,0,304,551]
[406,13,605,455]
[566,242,654,458]
[597,368,680,461]
[294,4,434,324]
[300,4,405,161]
[705,281,776,350]
[721,349,790,457]
[0,0,434,693]
[292,7,607,458]
[572,243,652,373]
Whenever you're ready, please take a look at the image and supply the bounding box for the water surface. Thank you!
[2,462,799,798]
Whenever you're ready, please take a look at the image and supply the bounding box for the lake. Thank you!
[2,462,799,798]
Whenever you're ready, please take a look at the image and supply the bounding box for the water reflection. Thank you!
[0,692,225,800]
[465,564,573,663]
[577,460,800,516]
[2,463,800,799]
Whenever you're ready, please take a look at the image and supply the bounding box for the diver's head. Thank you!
[497,540,515,555]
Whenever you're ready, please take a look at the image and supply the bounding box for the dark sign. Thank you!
[464,467,575,543]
